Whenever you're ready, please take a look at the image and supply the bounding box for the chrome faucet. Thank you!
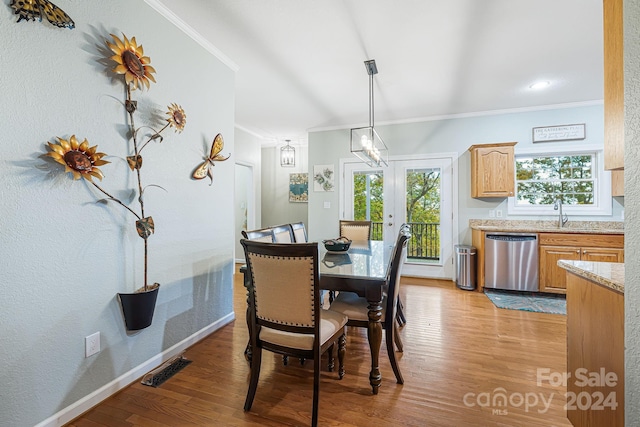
[553,198,569,228]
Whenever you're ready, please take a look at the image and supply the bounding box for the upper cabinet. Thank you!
[469,142,517,198]
[604,0,624,171]
[611,169,624,196]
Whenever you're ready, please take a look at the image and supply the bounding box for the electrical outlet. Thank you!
[496,210,503,218]
[489,210,495,218]
[85,332,100,358]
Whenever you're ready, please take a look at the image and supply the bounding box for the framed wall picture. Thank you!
[289,173,308,203]
[313,164,334,192]
[532,124,586,143]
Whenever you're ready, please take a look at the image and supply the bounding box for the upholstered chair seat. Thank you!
[259,309,348,350]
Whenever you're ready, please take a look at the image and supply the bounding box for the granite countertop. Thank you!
[469,219,624,235]
[558,260,624,293]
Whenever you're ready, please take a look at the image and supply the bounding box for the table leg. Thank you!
[367,300,383,394]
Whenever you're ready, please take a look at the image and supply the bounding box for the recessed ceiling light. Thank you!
[529,81,551,90]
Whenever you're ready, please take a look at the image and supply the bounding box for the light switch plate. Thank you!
[324,202,331,209]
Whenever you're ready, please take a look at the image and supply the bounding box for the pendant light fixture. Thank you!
[350,59,388,167]
[280,139,295,167]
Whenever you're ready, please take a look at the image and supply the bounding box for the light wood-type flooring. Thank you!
[68,267,571,426]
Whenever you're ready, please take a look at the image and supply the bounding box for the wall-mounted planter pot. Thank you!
[118,284,159,331]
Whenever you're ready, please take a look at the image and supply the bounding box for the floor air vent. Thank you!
[141,354,192,387]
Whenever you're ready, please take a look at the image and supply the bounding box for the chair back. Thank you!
[272,224,295,243]
[385,231,410,321]
[339,220,372,241]
[241,240,320,340]
[242,227,275,243]
[291,221,308,242]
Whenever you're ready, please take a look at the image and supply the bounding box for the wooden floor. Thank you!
[68,267,571,426]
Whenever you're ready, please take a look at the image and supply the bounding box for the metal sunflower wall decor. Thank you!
[42,33,187,326]
[10,0,75,29]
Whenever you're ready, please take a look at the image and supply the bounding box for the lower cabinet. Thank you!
[539,234,624,294]
[566,272,624,426]
[472,230,624,294]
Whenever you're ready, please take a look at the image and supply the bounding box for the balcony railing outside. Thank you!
[371,221,440,260]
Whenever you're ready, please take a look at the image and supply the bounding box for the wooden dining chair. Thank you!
[395,223,411,327]
[243,224,303,365]
[291,221,308,242]
[241,240,348,427]
[241,227,275,242]
[339,220,372,241]
[271,224,295,243]
[328,231,410,385]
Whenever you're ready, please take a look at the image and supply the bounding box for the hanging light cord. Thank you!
[369,72,374,128]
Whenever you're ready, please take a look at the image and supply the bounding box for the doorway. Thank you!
[342,154,457,279]
[235,163,255,263]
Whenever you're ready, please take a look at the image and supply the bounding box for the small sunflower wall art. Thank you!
[313,164,334,192]
[43,33,187,295]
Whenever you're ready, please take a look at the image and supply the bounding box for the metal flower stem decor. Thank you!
[45,33,186,297]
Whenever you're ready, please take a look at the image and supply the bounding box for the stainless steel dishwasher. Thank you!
[484,233,539,291]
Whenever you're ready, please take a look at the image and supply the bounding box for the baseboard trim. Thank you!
[34,311,236,427]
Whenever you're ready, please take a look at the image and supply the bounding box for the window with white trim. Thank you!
[507,147,611,216]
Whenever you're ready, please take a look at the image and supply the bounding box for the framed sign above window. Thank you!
[532,124,586,143]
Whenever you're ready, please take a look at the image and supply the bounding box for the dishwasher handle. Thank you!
[486,234,537,242]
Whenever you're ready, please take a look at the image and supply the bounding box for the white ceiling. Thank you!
[155,0,604,144]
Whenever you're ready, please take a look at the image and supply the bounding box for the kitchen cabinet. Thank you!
[611,169,624,196]
[468,142,517,198]
[603,0,624,171]
[566,271,624,427]
[539,233,624,294]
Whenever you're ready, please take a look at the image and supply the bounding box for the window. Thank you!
[516,154,594,205]
[508,147,611,216]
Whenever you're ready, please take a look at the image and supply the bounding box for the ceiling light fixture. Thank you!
[529,81,551,90]
[350,59,388,167]
[280,139,295,167]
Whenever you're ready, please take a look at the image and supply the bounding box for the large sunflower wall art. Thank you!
[43,33,187,329]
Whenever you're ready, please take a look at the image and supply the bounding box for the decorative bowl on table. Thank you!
[322,237,352,253]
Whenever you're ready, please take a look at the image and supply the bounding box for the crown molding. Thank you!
[144,0,239,72]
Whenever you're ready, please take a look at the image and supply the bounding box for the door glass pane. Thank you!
[353,171,384,240]
[405,168,441,262]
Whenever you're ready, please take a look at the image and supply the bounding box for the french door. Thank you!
[342,155,456,279]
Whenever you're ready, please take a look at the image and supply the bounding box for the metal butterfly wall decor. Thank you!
[10,0,75,29]
[192,133,230,186]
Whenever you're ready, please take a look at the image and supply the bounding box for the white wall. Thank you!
[624,0,640,422]
[261,144,309,229]
[308,104,624,245]
[234,127,263,261]
[0,2,235,426]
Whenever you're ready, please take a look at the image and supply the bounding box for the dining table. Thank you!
[241,239,393,395]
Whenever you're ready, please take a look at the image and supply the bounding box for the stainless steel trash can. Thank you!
[455,245,476,290]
